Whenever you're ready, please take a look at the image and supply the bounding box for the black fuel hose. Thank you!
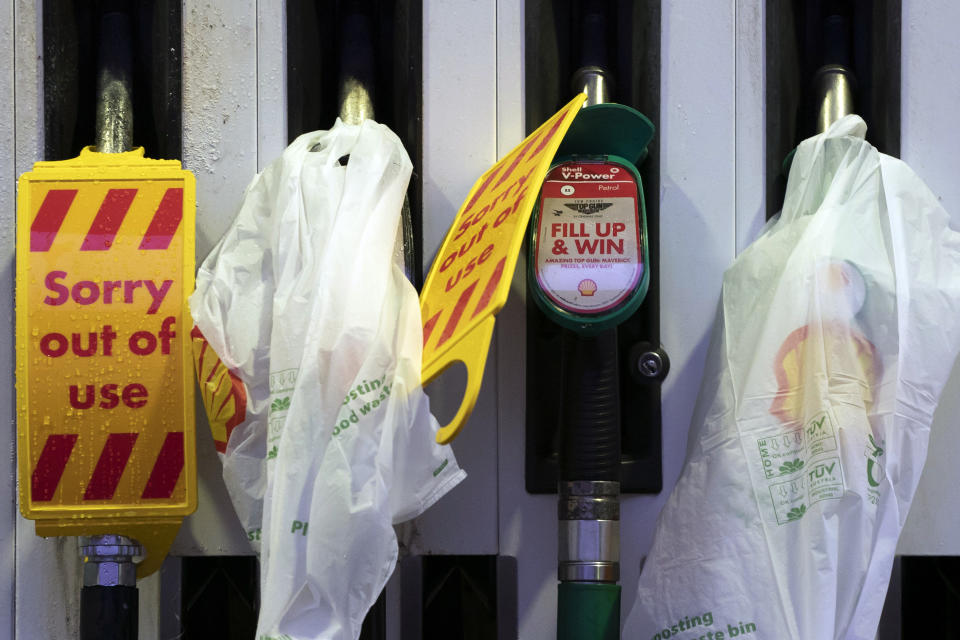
[575,0,613,70]
[560,328,621,482]
[80,586,138,640]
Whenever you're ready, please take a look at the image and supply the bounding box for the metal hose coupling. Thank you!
[80,535,143,587]
[558,480,620,583]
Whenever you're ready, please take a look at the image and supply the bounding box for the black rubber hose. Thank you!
[339,8,376,104]
[81,586,138,640]
[822,13,852,67]
[560,328,621,482]
[98,10,133,86]
[577,0,611,70]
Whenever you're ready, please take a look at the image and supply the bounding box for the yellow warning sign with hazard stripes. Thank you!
[419,94,585,444]
[16,148,196,574]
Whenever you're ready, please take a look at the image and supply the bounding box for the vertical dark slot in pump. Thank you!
[180,557,260,638]
[285,2,423,637]
[286,0,424,289]
[765,0,901,218]
[525,0,663,495]
[43,0,182,161]
[401,555,519,640]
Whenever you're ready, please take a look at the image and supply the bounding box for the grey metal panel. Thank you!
[403,0,500,556]
[735,0,768,252]
[136,571,163,640]
[10,3,85,638]
[256,2,287,172]
[897,0,960,556]
[0,1,15,637]
[172,0,263,556]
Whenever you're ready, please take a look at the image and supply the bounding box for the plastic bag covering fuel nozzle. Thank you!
[625,115,960,639]
[189,120,465,640]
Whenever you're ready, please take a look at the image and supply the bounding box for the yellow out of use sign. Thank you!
[420,94,585,444]
[16,148,196,577]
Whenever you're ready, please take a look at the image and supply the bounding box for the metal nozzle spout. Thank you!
[338,76,376,125]
[814,64,856,133]
[94,11,134,153]
[572,66,613,108]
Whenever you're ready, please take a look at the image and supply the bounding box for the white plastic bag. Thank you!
[189,119,465,640]
[625,116,960,639]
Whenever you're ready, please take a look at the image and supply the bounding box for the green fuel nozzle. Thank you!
[528,100,654,640]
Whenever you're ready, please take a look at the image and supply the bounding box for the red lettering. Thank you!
[445,269,462,293]
[40,332,68,357]
[463,165,502,215]
[494,188,529,228]
[71,332,98,357]
[41,273,171,310]
[447,241,496,293]
[99,384,120,409]
[463,256,478,278]
[69,384,96,409]
[124,280,143,303]
[122,384,149,408]
[488,185,512,209]
[454,204,493,242]
[41,327,117,358]
[43,271,69,306]
[477,244,495,265]
[576,239,599,254]
[72,382,149,409]
[574,239,624,254]
[129,331,157,355]
[144,280,172,315]
[439,251,458,273]
[72,281,99,305]
[442,224,490,278]
[159,317,176,355]
[103,281,122,304]
[559,223,589,237]
[101,325,117,356]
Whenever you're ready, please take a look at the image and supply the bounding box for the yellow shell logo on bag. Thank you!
[770,260,880,424]
[191,327,248,453]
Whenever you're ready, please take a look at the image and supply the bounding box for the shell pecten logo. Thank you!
[191,327,247,453]
[578,279,598,296]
